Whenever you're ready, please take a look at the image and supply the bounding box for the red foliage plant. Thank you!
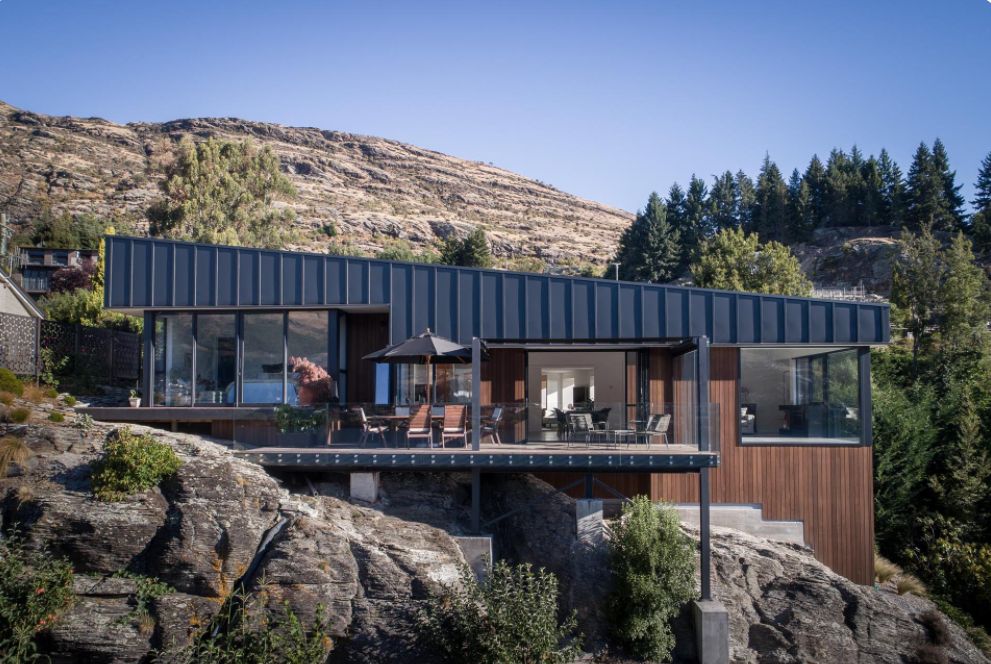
[288,356,334,405]
[49,263,96,294]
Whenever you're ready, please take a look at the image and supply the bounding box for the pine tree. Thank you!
[707,171,738,231]
[612,192,682,283]
[439,228,493,268]
[734,171,756,232]
[787,169,813,241]
[684,175,710,247]
[906,141,961,231]
[752,156,789,241]
[878,148,904,226]
[971,151,991,251]
[932,138,966,230]
[861,156,885,227]
[939,232,991,350]
[665,183,690,270]
[824,149,852,227]
[847,145,868,225]
[802,155,829,230]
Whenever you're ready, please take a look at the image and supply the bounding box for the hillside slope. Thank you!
[0,100,632,265]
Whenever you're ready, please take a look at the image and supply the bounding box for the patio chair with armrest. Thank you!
[356,407,388,448]
[482,406,504,445]
[440,404,469,448]
[644,413,672,447]
[405,404,434,448]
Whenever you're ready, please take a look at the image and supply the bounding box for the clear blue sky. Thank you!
[1,0,989,213]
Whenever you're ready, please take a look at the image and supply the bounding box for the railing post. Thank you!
[471,337,481,451]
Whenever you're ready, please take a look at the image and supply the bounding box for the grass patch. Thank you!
[896,574,927,596]
[63,395,77,407]
[0,391,15,406]
[0,436,31,477]
[0,369,23,397]
[875,555,901,584]
[48,412,65,423]
[91,428,182,501]
[8,407,31,424]
[21,384,49,404]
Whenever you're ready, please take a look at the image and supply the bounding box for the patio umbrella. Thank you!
[363,329,488,402]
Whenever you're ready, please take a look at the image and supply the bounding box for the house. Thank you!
[0,266,45,319]
[92,235,888,586]
[16,246,99,298]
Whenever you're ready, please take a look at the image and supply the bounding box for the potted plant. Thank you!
[128,389,141,408]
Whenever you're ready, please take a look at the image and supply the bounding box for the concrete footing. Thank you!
[454,536,493,580]
[349,472,380,503]
[576,499,605,544]
[693,600,729,664]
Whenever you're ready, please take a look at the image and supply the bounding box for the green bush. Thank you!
[8,408,31,424]
[44,387,58,399]
[161,588,330,663]
[608,497,697,661]
[0,369,23,397]
[423,560,581,664]
[47,412,65,423]
[63,395,77,407]
[0,533,75,662]
[90,428,182,501]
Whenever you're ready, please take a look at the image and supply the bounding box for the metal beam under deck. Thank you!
[234,448,719,473]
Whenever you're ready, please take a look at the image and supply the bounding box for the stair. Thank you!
[675,504,805,546]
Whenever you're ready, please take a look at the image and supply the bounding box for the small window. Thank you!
[52,251,69,266]
[26,251,44,264]
[739,347,861,445]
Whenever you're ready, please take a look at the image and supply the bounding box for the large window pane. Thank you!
[196,314,237,405]
[287,311,332,405]
[242,313,286,404]
[435,365,472,403]
[396,364,431,404]
[154,314,193,406]
[740,347,861,444]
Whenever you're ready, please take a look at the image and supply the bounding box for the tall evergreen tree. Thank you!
[612,192,682,283]
[824,149,852,227]
[861,156,885,227]
[932,138,966,230]
[707,171,738,231]
[970,151,991,252]
[684,175,710,247]
[905,142,958,231]
[802,155,829,230]
[751,156,789,241]
[734,171,756,232]
[787,168,813,241]
[665,183,690,269]
[439,228,493,268]
[877,148,905,226]
[847,145,868,225]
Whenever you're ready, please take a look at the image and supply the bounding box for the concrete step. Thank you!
[674,504,805,546]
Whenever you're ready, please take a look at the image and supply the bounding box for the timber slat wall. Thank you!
[344,314,389,404]
[481,349,526,443]
[650,348,875,584]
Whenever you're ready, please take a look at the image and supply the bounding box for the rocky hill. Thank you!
[0,100,632,266]
[1,398,987,663]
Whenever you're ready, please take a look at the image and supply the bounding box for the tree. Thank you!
[932,138,966,229]
[905,141,962,232]
[28,210,108,249]
[734,170,756,232]
[49,263,95,294]
[802,155,829,230]
[824,149,853,227]
[707,171,738,231]
[969,151,991,251]
[148,137,297,248]
[787,168,813,241]
[751,156,789,241]
[690,227,812,296]
[861,156,885,227]
[938,232,991,350]
[612,192,682,283]
[684,174,711,247]
[877,149,905,226]
[439,228,493,268]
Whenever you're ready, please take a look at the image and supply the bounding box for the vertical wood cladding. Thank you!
[650,347,875,584]
[481,349,526,443]
[344,313,389,404]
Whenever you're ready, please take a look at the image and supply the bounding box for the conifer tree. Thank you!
[787,169,813,241]
[439,228,493,268]
[684,175,710,247]
[665,183,690,270]
[612,192,682,283]
[708,171,738,231]
[734,171,756,232]
[824,149,852,227]
[878,148,905,226]
[932,138,966,229]
[802,155,829,230]
[970,151,991,251]
[905,141,961,231]
[861,156,885,227]
[752,156,789,241]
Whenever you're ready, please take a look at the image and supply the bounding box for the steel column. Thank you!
[141,311,154,406]
[471,468,481,533]
[471,337,481,450]
[700,467,712,600]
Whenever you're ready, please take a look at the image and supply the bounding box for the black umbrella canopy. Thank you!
[363,329,488,364]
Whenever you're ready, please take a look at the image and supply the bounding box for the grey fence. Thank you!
[0,312,140,383]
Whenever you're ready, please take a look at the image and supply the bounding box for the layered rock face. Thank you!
[0,100,632,266]
[1,413,987,663]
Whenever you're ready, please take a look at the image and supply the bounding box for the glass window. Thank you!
[396,364,431,404]
[196,314,237,405]
[52,252,69,266]
[287,311,332,405]
[435,365,472,404]
[242,313,287,404]
[395,364,472,404]
[740,347,861,444]
[154,314,194,406]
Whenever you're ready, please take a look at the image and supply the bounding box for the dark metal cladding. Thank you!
[105,236,890,346]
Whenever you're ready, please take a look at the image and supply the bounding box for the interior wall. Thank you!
[526,351,626,432]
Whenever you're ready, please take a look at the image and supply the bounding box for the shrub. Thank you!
[0,391,14,406]
[160,587,331,663]
[8,407,31,424]
[90,428,182,501]
[48,412,65,423]
[0,436,31,477]
[64,395,77,407]
[896,574,927,596]
[0,533,75,662]
[875,555,901,584]
[22,384,48,404]
[423,560,581,664]
[0,369,23,397]
[608,497,697,661]
[45,387,58,399]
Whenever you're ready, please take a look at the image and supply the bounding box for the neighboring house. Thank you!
[95,235,889,586]
[16,247,99,297]
[0,266,45,318]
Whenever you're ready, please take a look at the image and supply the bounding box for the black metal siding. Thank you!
[105,236,890,346]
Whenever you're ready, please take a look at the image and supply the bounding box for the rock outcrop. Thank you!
[2,407,988,663]
[0,99,632,267]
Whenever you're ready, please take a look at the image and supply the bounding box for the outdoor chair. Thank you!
[482,406,504,445]
[440,404,469,447]
[356,407,387,448]
[567,412,610,447]
[591,407,611,429]
[405,404,434,448]
[644,413,672,446]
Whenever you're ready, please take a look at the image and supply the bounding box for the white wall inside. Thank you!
[527,351,626,432]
